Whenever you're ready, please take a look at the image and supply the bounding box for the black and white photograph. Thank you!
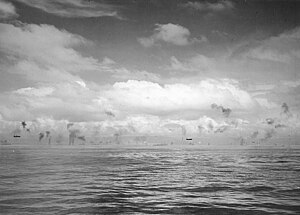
[0,0,299,214]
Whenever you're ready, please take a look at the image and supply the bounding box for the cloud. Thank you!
[0,22,158,87]
[242,27,300,63]
[182,0,234,12]
[15,0,121,18]
[0,114,249,138]
[102,79,255,115]
[111,68,161,82]
[168,55,214,72]
[138,23,205,47]
[0,0,18,19]
[0,77,256,122]
[0,82,109,122]
[254,98,277,109]
[102,57,116,65]
[14,87,54,97]
[0,23,101,78]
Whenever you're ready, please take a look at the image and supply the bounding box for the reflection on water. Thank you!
[0,146,299,214]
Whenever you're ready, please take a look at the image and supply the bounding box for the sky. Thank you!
[0,0,299,140]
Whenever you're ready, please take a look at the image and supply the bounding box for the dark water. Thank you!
[0,146,299,215]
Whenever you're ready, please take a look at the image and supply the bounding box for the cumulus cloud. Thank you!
[1,77,257,122]
[0,0,18,19]
[0,114,243,138]
[102,79,255,115]
[182,0,234,12]
[15,0,121,18]
[0,83,108,121]
[138,23,205,47]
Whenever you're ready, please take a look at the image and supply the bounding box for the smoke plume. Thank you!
[77,136,86,141]
[39,132,44,142]
[21,121,27,129]
[281,103,292,118]
[67,123,74,130]
[211,103,232,117]
[105,110,115,118]
[46,131,50,138]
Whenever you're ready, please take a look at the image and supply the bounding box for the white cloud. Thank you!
[243,27,300,63]
[0,23,100,77]
[0,0,18,19]
[1,78,257,122]
[111,68,161,82]
[0,82,108,122]
[0,114,251,137]
[255,98,278,109]
[102,57,116,65]
[169,55,215,72]
[246,49,291,63]
[15,0,121,18]
[138,23,205,47]
[182,0,234,12]
[14,87,54,97]
[103,79,256,115]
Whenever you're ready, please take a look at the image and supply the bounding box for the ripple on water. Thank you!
[0,147,299,215]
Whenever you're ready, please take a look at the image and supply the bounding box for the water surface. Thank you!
[0,146,299,214]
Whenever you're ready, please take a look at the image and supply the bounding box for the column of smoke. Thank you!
[69,130,80,145]
[280,102,295,145]
[39,132,44,142]
[77,135,86,144]
[105,110,115,118]
[46,131,51,144]
[67,123,83,145]
[114,133,120,144]
[67,123,75,145]
[19,121,31,134]
[21,121,27,129]
[281,102,292,118]
[211,103,232,117]
[259,103,293,143]
[37,130,51,144]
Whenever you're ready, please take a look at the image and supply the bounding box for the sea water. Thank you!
[0,145,299,214]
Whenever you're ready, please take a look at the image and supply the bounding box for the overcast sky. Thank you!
[0,0,299,137]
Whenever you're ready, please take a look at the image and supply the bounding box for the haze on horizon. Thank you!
[0,0,299,145]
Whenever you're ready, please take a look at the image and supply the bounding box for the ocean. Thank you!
[0,145,299,214]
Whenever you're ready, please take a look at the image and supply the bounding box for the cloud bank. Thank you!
[103,79,255,115]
